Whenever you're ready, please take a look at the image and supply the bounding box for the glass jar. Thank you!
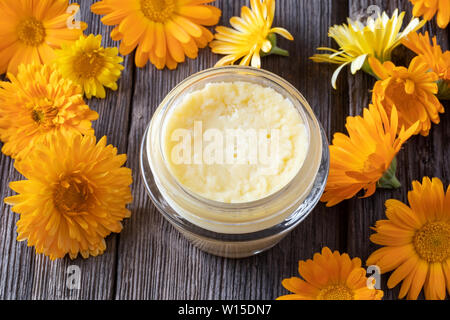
[140,66,329,258]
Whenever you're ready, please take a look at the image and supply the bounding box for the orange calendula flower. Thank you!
[409,0,450,28]
[210,0,293,68]
[277,247,384,300]
[402,31,450,99]
[370,56,444,136]
[367,177,450,300]
[91,0,221,70]
[0,63,98,160]
[321,103,418,207]
[5,132,133,260]
[0,0,86,75]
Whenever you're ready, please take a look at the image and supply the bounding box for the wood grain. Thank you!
[0,0,448,300]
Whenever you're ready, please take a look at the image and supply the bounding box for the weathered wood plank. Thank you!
[0,0,447,300]
[115,0,349,300]
[346,0,449,300]
[0,0,135,300]
[0,158,35,299]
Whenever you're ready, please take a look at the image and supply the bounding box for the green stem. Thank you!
[377,157,401,189]
[437,79,450,100]
[260,33,290,57]
[269,46,289,57]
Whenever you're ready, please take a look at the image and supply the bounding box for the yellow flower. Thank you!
[370,56,444,136]
[409,0,450,28]
[91,0,221,70]
[54,34,124,99]
[402,31,450,99]
[367,177,450,300]
[0,63,98,160]
[0,0,86,75]
[310,9,424,89]
[321,103,418,207]
[55,34,124,99]
[209,0,293,68]
[277,247,384,300]
[4,131,133,260]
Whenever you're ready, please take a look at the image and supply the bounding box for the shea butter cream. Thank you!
[141,66,329,258]
[163,82,309,203]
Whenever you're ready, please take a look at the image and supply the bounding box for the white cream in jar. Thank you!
[162,81,309,203]
[142,66,328,257]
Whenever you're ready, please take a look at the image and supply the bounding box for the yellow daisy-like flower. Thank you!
[310,9,424,89]
[277,247,384,300]
[91,0,221,70]
[0,0,86,75]
[0,63,98,160]
[402,31,450,99]
[54,34,124,99]
[209,0,294,68]
[4,131,133,260]
[409,0,450,29]
[321,103,418,207]
[367,177,450,300]
[370,56,444,136]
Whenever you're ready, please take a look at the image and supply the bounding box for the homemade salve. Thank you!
[162,81,309,203]
[141,66,329,258]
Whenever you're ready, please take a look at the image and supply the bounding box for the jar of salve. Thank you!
[140,66,329,258]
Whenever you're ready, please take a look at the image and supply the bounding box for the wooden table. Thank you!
[0,0,448,300]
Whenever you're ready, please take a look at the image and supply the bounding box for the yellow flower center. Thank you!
[414,221,450,263]
[53,176,92,215]
[30,102,58,129]
[317,284,354,300]
[140,0,175,22]
[73,49,106,78]
[31,110,44,123]
[17,17,46,46]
